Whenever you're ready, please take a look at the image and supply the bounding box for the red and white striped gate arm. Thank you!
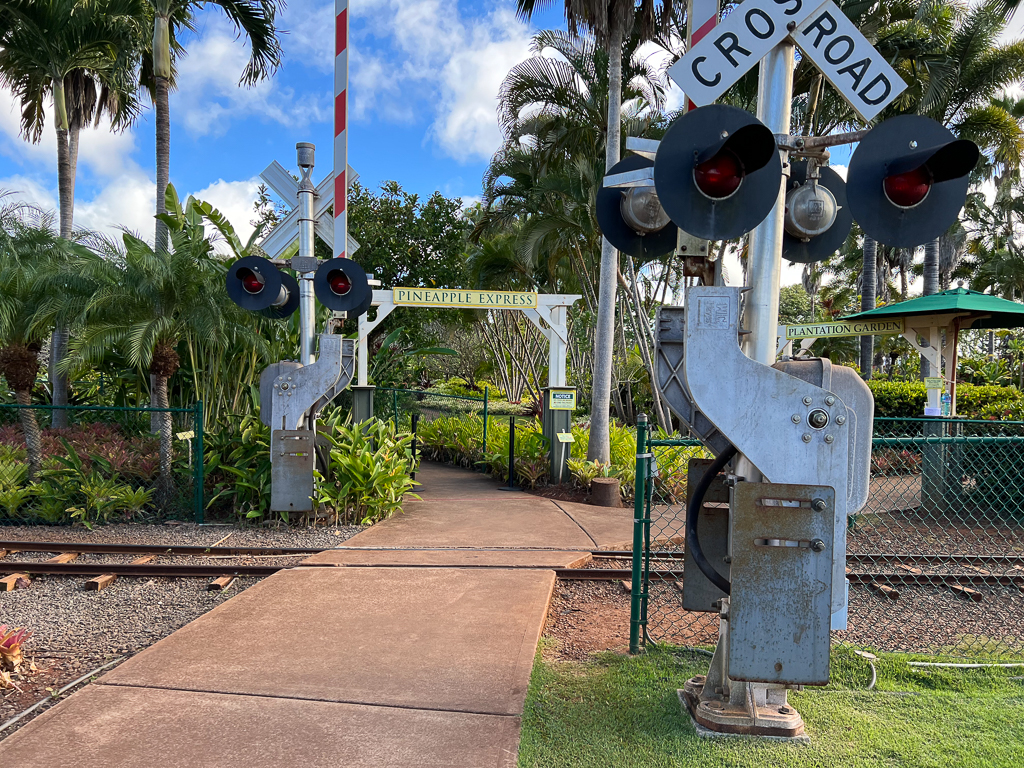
[686,0,719,112]
[334,0,349,258]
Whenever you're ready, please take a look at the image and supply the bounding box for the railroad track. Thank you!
[3,542,1022,596]
[0,540,327,591]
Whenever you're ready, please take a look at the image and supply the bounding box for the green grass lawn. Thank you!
[518,644,1024,768]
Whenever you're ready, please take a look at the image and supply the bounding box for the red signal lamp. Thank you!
[238,268,264,294]
[328,269,352,295]
[883,166,932,208]
[694,149,744,199]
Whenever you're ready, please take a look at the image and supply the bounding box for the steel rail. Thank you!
[558,568,1024,587]
[0,562,284,577]
[0,540,325,557]
[593,551,1024,566]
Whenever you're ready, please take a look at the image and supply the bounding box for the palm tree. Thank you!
[145,0,283,252]
[0,201,73,477]
[0,0,145,426]
[44,184,265,496]
[514,1,674,462]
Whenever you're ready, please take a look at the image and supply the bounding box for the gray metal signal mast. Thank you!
[598,0,980,738]
[226,143,373,514]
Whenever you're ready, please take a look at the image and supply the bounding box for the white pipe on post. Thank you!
[743,42,793,366]
[738,42,794,482]
[297,143,317,367]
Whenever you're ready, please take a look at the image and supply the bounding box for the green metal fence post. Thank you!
[392,389,399,428]
[193,401,204,524]
[630,414,648,654]
[482,386,489,455]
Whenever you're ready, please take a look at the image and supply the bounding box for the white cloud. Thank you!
[76,170,156,238]
[189,177,263,251]
[346,1,533,161]
[0,89,141,182]
[175,12,329,138]
[281,0,335,73]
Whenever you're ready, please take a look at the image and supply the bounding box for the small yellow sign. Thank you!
[176,430,195,440]
[784,318,905,340]
[393,287,538,309]
[549,389,577,411]
[556,432,575,443]
[924,377,944,389]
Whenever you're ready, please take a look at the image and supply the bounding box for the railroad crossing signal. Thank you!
[225,255,299,319]
[847,115,981,248]
[314,257,373,315]
[653,105,781,241]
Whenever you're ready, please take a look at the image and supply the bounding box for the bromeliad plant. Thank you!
[315,419,419,525]
[0,624,31,672]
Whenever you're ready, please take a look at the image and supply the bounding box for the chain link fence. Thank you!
[0,403,204,526]
[631,416,1024,660]
[375,387,534,471]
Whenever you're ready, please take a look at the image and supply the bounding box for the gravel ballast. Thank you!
[1,522,364,733]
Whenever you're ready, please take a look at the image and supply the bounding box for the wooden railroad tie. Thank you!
[867,582,900,600]
[46,552,79,564]
[950,584,984,602]
[85,555,156,592]
[207,575,236,591]
[963,565,992,576]
[895,564,923,575]
[0,573,30,591]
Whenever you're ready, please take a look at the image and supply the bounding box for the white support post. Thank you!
[334,0,349,258]
[356,291,397,386]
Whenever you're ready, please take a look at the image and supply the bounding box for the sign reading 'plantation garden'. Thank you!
[392,288,539,309]
[784,318,905,340]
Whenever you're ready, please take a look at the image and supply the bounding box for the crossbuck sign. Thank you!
[668,0,907,121]
[258,161,361,260]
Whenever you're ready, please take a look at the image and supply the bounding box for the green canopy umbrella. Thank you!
[843,286,1024,329]
[842,287,1024,415]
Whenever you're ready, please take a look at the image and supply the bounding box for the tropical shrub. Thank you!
[868,381,1024,419]
[315,420,418,525]
[0,430,173,526]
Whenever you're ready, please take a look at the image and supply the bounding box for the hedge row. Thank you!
[867,380,1023,419]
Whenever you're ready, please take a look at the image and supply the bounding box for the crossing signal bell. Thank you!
[782,161,853,264]
[847,115,980,248]
[596,155,677,259]
[226,256,299,319]
[653,105,782,241]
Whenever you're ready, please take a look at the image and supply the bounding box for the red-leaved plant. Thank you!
[0,624,31,673]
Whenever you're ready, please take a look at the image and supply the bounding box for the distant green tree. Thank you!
[778,285,813,326]
[348,181,471,351]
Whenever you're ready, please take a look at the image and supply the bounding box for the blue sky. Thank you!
[0,0,572,244]
[0,0,1018,277]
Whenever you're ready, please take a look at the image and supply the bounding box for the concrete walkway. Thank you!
[0,463,632,767]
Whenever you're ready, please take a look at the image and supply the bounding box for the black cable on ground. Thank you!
[686,445,737,595]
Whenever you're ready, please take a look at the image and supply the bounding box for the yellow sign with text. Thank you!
[393,287,538,309]
[784,318,905,340]
[548,389,577,411]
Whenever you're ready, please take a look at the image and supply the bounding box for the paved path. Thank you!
[0,463,632,767]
